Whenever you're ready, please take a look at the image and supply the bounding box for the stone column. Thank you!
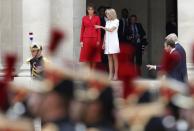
[1,0,86,76]
[0,0,23,71]
[20,0,50,75]
[73,0,86,62]
[50,0,74,62]
[50,0,86,66]
[178,0,194,79]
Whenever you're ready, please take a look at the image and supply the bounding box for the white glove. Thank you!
[146,65,156,70]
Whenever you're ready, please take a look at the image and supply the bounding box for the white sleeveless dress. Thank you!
[104,19,120,54]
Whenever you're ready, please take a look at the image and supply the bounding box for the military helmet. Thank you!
[30,43,42,51]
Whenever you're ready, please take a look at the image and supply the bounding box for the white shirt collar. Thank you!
[170,48,176,54]
[175,41,178,44]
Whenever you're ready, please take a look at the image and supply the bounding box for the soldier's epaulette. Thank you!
[26,57,33,64]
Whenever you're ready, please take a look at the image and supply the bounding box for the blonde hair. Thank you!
[105,8,117,20]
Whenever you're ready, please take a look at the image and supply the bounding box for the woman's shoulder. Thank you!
[94,15,100,18]
[111,19,119,25]
[114,19,119,23]
[110,19,119,23]
[94,15,100,20]
[82,16,87,19]
[106,20,110,23]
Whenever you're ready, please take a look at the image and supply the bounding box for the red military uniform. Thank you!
[79,15,101,62]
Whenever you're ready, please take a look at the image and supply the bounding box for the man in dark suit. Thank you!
[97,6,108,71]
[118,8,130,43]
[160,40,182,81]
[165,33,188,82]
[98,6,106,39]
[147,39,187,83]
[126,15,146,73]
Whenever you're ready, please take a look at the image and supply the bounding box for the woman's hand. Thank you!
[102,43,105,49]
[80,42,83,47]
[95,25,102,29]
[97,41,100,46]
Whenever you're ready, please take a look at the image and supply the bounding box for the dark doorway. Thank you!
[166,0,178,36]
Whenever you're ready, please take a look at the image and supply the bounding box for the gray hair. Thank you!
[165,33,178,42]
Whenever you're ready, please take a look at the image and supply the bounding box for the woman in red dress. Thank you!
[79,5,101,70]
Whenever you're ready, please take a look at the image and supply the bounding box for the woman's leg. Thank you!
[108,54,113,80]
[85,62,91,68]
[91,62,96,71]
[113,54,119,80]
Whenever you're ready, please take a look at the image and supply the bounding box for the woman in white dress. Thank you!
[95,8,120,80]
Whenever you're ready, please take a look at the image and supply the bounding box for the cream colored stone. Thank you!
[178,0,194,80]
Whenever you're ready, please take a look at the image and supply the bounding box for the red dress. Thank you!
[79,15,101,62]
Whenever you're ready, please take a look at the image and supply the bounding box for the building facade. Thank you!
[0,0,193,78]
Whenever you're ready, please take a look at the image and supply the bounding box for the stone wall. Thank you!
[0,0,86,75]
[0,0,23,70]
[178,0,194,79]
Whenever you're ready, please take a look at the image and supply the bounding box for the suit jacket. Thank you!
[175,43,188,82]
[118,18,130,42]
[99,16,106,39]
[126,23,146,44]
[157,49,186,82]
[167,50,182,82]
[80,15,101,42]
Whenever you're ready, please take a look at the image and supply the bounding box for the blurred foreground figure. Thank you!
[40,79,75,131]
[82,87,117,131]
[0,53,17,111]
[145,99,192,131]
[0,81,9,112]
